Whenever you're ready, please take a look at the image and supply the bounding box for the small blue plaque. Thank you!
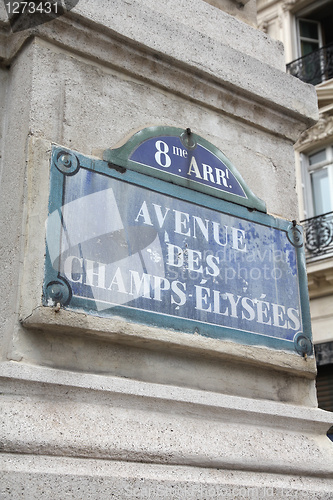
[103,127,266,212]
[130,136,246,198]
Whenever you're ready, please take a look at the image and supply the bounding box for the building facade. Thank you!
[258,0,333,417]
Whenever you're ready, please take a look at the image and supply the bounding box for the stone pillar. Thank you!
[1,1,332,498]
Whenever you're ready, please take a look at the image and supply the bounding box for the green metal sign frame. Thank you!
[43,128,313,356]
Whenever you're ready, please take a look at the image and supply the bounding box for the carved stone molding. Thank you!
[308,267,333,298]
[282,0,298,12]
[296,113,333,149]
[258,20,269,33]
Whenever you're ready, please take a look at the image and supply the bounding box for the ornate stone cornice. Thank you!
[296,112,333,150]
[282,0,298,12]
[308,266,333,299]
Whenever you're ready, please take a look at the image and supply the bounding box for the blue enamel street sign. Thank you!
[103,127,266,212]
[130,135,246,196]
[44,132,312,355]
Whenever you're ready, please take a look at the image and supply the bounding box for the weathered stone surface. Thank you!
[2,454,332,499]
[0,365,332,473]
[0,2,7,25]
[71,0,283,69]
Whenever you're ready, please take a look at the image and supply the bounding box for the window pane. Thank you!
[299,20,319,40]
[301,40,320,56]
[309,149,326,166]
[311,168,332,215]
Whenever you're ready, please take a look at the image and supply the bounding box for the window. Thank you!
[297,19,322,57]
[301,146,333,218]
[288,1,333,84]
[295,0,333,58]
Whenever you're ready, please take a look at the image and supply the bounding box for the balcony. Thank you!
[286,43,333,85]
[301,211,333,262]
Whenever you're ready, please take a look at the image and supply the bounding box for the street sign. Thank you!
[44,129,312,355]
[103,126,266,212]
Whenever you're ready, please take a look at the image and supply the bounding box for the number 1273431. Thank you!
[6,2,59,14]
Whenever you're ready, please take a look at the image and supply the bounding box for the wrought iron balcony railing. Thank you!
[300,211,333,261]
[286,43,333,85]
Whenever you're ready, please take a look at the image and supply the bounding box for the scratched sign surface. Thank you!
[130,135,246,198]
[44,146,312,354]
[103,127,266,212]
